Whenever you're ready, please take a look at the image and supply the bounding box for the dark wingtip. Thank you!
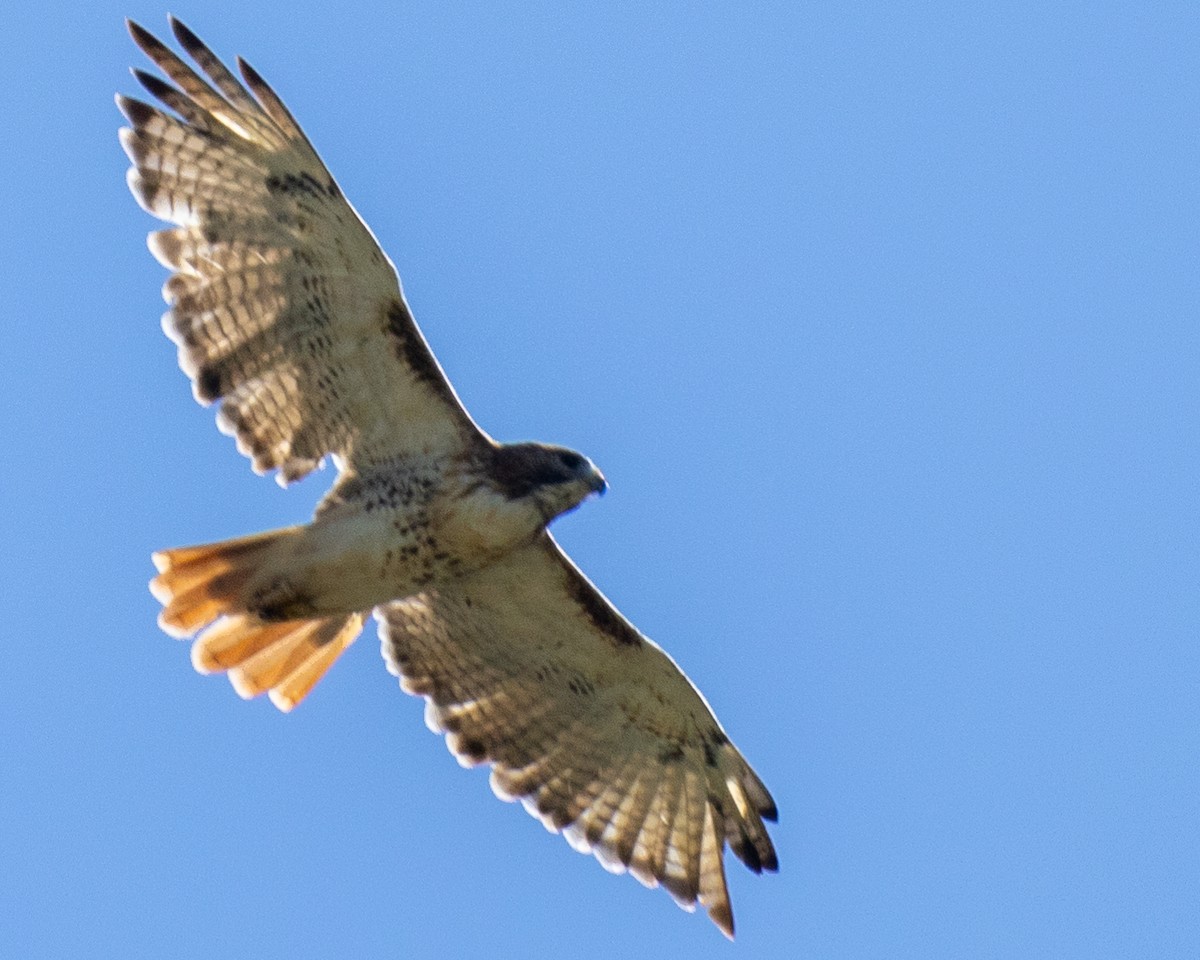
[739,837,763,874]
[236,55,265,89]
[168,15,204,56]
[132,68,176,101]
[126,18,159,53]
[115,93,154,127]
[710,903,735,940]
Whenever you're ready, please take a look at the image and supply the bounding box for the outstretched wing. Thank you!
[119,18,484,484]
[377,534,778,938]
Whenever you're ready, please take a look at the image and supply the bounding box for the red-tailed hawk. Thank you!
[118,17,777,937]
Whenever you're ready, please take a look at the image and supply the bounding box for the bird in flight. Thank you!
[118,16,777,937]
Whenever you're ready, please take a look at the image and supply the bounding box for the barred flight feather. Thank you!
[379,535,777,937]
[119,16,482,484]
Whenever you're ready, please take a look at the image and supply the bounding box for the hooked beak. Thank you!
[586,463,608,496]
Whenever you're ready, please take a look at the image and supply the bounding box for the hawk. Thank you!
[118,17,777,937]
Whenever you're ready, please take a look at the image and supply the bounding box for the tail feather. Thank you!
[151,526,303,636]
[192,616,299,673]
[227,619,326,697]
[152,526,294,574]
[160,587,226,637]
[149,526,364,711]
[208,612,366,711]
[265,615,364,712]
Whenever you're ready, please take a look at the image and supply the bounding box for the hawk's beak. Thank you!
[586,465,608,496]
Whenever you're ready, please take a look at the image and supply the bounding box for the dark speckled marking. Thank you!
[382,299,458,407]
[564,569,642,648]
[543,805,574,831]
[584,816,607,845]
[327,468,437,515]
[458,737,487,761]
[658,743,685,764]
[196,366,222,403]
[254,590,317,622]
[701,729,729,768]
[264,171,340,198]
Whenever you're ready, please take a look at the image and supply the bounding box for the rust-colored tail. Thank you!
[151,527,299,637]
[191,611,365,711]
[149,529,365,711]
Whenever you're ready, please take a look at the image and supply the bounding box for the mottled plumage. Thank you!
[120,17,776,938]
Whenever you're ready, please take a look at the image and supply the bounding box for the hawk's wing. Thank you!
[119,18,484,484]
[377,534,778,938]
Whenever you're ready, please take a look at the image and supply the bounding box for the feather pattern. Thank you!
[122,20,777,939]
[119,16,483,484]
[378,534,778,938]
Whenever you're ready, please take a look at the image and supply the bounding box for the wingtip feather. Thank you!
[127,18,167,59]
[710,904,735,940]
[132,68,177,104]
[168,14,198,48]
[169,16,221,76]
[236,55,263,87]
[115,93,155,128]
[126,18,149,44]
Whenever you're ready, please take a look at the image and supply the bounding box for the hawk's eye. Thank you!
[559,451,583,471]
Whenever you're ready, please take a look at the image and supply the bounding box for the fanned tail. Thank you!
[193,611,365,711]
[151,527,299,636]
[149,528,365,710]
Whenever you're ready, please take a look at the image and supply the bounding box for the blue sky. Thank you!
[2,1,1197,957]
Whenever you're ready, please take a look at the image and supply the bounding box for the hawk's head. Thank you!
[489,442,607,522]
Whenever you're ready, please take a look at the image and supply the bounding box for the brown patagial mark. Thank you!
[264,171,340,199]
[562,566,643,648]
[382,299,460,409]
